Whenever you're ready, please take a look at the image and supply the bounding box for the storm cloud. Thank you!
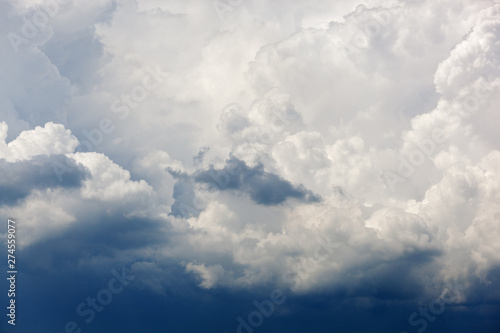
[1,0,500,332]
[194,157,321,205]
[0,154,88,205]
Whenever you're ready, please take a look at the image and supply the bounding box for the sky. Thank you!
[0,0,500,332]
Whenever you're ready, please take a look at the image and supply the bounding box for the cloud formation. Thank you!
[1,0,500,332]
[193,156,321,206]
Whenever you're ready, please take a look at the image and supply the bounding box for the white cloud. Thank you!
[0,121,78,161]
[70,152,154,202]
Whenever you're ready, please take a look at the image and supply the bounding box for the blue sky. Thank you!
[1,0,500,332]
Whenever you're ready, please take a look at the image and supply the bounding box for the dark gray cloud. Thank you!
[167,157,321,218]
[0,154,88,205]
[193,146,209,166]
[194,157,321,205]
[169,180,202,218]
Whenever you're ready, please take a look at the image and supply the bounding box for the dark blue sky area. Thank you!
[1,260,499,333]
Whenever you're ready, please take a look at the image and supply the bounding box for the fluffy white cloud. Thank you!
[170,1,500,297]
[0,121,78,161]
[70,152,154,202]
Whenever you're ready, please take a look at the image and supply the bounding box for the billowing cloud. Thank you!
[0,121,78,161]
[193,156,321,206]
[0,154,87,205]
[1,1,500,332]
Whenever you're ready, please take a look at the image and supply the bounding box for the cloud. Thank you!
[69,151,154,202]
[1,1,500,332]
[0,154,88,205]
[0,121,78,161]
[193,156,321,206]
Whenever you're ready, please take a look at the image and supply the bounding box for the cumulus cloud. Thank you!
[0,121,78,161]
[1,0,500,332]
[0,154,87,205]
